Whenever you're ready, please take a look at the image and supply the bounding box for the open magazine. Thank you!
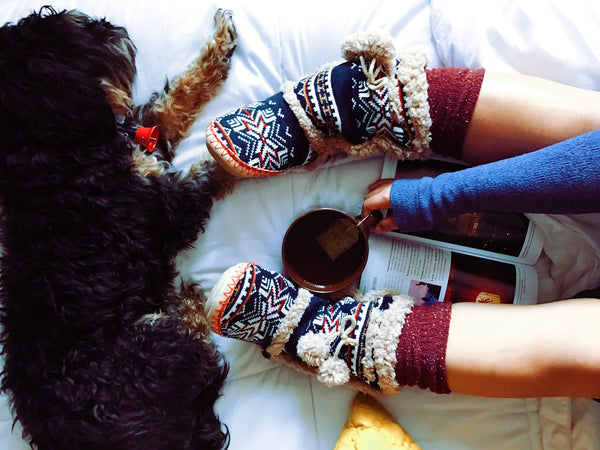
[359,156,544,305]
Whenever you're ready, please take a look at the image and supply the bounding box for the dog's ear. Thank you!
[0,8,136,146]
[0,9,113,145]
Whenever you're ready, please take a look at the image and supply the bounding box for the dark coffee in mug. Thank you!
[282,208,368,293]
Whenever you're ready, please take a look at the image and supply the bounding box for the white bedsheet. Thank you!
[1,1,599,448]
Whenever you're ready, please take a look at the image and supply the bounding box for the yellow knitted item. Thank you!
[334,393,421,450]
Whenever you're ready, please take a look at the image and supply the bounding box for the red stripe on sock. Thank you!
[396,79,415,143]
[221,263,257,330]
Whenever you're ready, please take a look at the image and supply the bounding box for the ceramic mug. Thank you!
[282,208,382,294]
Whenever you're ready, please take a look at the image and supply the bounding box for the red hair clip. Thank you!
[135,126,159,152]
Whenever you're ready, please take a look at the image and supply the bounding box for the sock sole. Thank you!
[205,122,283,178]
[206,262,253,334]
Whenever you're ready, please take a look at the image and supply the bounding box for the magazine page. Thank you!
[380,155,544,265]
[359,233,538,305]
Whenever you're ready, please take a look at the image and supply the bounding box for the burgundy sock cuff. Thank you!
[395,302,452,394]
[426,67,485,160]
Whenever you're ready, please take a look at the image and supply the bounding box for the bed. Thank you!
[1,0,599,448]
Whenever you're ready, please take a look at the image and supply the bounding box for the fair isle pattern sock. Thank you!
[284,46,432,164]
[207,263,415,394]
[293,61,412,148]
[288,296,377,387]
[390,129,600,232]
[206,31,432,178]
[206,93,315,177]
[208,262,313,349]
[288,295,393,389]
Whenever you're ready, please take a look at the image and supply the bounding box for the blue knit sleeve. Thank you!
[388,129,600,232]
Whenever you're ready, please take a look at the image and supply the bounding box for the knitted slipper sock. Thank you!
[207,262,452,394]
[283,42,432,165]
[389,129,600,232]
[289,64,484,161]
[207,34,484,176]
[205,93,315,177]
[206,31,431,177]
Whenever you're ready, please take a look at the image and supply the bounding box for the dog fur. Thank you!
[0,6,237,449]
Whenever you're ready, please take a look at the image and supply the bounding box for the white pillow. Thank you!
[430,0,600,89]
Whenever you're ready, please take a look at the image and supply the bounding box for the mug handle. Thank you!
[355,210,384,232]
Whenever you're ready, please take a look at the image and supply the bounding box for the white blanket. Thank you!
[1,1,599,448]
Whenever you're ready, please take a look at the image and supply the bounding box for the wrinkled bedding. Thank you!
[1,1,599,448]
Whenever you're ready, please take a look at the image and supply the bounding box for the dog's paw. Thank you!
[214,9,237,55]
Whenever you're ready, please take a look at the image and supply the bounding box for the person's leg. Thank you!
[207,262,449,395]
[462,72,600,165]
[446,298,600,398]
[208,58,600,176]
[206,20,600,175]
[207,262,600,398]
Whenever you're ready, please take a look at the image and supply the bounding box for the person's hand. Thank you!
[361,179,399,233]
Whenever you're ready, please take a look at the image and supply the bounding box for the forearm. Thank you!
[389,129,600,231]
[445,299,600,398]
